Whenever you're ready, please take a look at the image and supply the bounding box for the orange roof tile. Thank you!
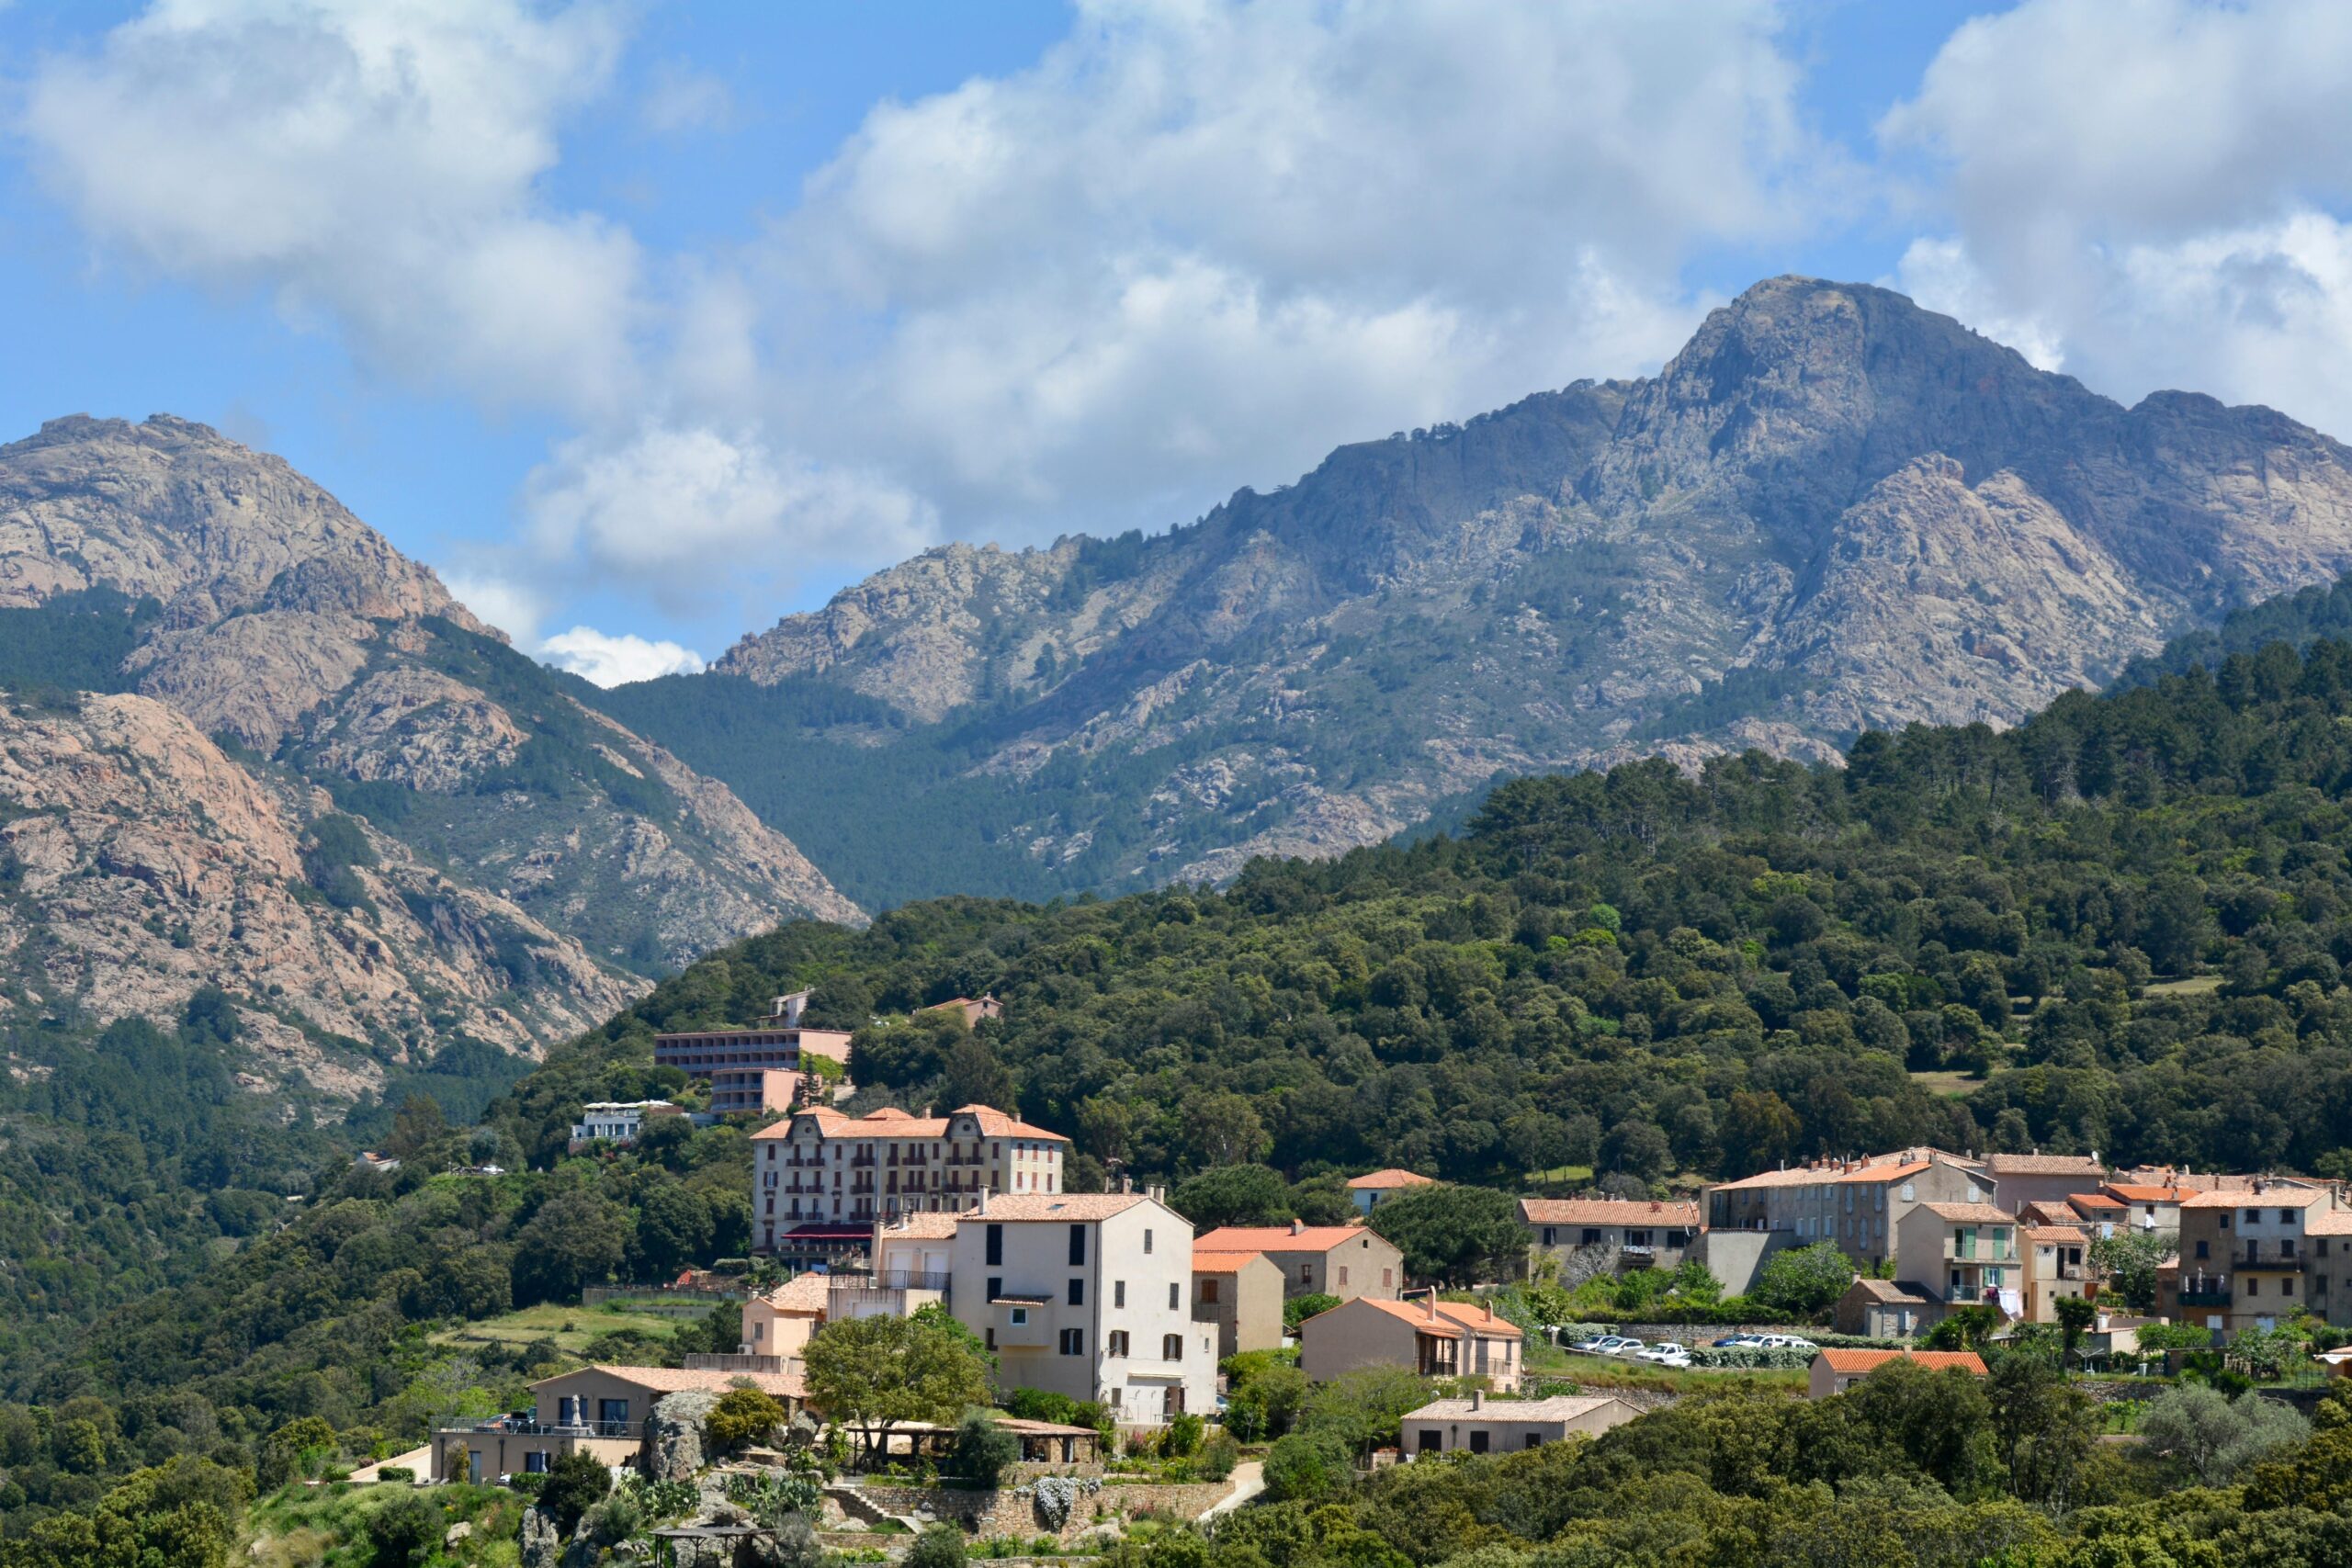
[1325,1297,1522,1337]
[2103,1184,2195,1202]
[963,1194,1148,1222]
[1520,1198,1702,1226]
[1191,1250,1265,1274]
[949,1104,1069,1142]
[2183,1186,2330,1210]
[1348,1168,1438,1190]
[756,1273,832,1313]
[543,1364,808,1400]
[1817,1348,1985,1376]
[1835,1161,1931,1184]
[1918,1202,2016,1224]
[1194,1224,1385,1254]
[1984,1154,2106,1177]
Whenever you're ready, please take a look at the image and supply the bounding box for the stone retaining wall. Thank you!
[844,1477,1237,1541]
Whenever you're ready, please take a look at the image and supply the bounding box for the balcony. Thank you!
[2235,1250,2311,1272]
[2178,1288,2233,1308]
[683,1353,794,1374]
[439,1417,647,1441]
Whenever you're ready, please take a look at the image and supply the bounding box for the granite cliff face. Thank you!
[0,416,858,1104]
[647,277,2352,906]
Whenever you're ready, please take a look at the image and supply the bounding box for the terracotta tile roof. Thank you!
[2067,1193,2126,1212]
[1329,1296,1522,1337]
[1918,1202,2017,1224]
[2306,1210,2352,1236]
[2018,1201,2082,1226]
[963,1194,1148,1222]
[1818,1348,1986,1376]
[2183,1186,2331,1209]
[2028,1224,2088,1243]
[2103,1184,2195,1202]
[1520,1198,1702,1227]
[1194,1224,1385,1254]
[546,1364,808,1400]
[1706,1167,1826,1190]
[1835,1160,1931,1184]
[1348,1168,1438,1190]
[1847,1278,1929,1303]
[950,1104,1069,1142]
[877,1213,961,1240]
[1191,1250,1264,1274]
[1403,1394,1625,1423]
[1984,1154,2106,1177]
[757,1273,832,1313]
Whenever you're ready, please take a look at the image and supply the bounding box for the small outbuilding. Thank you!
[1398,1391,1635,1456]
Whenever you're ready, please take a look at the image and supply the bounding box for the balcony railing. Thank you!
[436,1417,647,1440]
[2235,1250,2311,1272]
[2178,1288,2233,1307]
[683,1353,794,1373]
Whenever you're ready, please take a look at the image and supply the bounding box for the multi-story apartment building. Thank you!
[1190,1223,1405,1300]
[655,991,854,1086]
[947,1191,1216,1425]
[2166,1179,2336,1336]
[1521,1197,1700,1274]
[1705,1150,1989,1267]
[711,1068,812,1117]
[751,1102,1070,1254]
[1893,1201,2020,1313]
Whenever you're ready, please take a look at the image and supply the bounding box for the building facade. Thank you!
[751,1102,1070,1252]
[1521,1197,1700,1273]
[2166,1181,2338,1337]
[946,1192,1216,1426]
[2022,1223,2091,1325]
[433,1364,805,1483]
[1190,1224,1405,1301]
[1298,1293,1523,1392]
[1981,1152,2108,1213]
[1893,1201,2020,1314]
[1192,1248,1285,1359]
[1703,1151,1989,1268]
[568,1100,681,1149]
[654,991,854,1083]
[1399,1393,1634,1456]
[1347,1169,1436,1216]
[1806,1349,1985,1400]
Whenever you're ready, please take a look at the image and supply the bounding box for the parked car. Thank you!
[1572,1334,1630,1355]
[1712,1335,1766,1348]
[1649,1348,1694,1369]
[1756,1335,1817,1350]
[1610,1338,1648,1358]
[1636,1341,1689,1363]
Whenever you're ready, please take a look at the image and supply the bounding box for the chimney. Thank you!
[1290,1217,1306,1235]
[1470,1389,1484,1412]
[1121,1175,1133,1194]
[1424,1289,1439,1321]
[1148,1185,1165,1204]
[978,1190,989,1215]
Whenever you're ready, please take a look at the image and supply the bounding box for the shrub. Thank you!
[1262,1433,1350,1503]
[907,1521,969,1568]
[374,1466,413,1483]
[1283,1293,1341,1337]
[366,1491,442,1568]
[1164,1412,1204,1458]
[1196,1429,1241,1482]
[538,1448,612,1535]
[707,1387,790,1455]
[953,1410,1022,1489]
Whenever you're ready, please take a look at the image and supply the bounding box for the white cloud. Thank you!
[21,0,640,418]
[1883,0,2352,436]
[439,569,547,649]
[522,423,938,606]
[540,626,706,686]
[752,0,1843,533]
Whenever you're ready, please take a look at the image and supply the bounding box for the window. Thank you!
[1200,1279,1219,1303]
[2281,1210,2297,1225]
[1115,1280,1127,1308]
[986,1224,1003,1267]
[1069,1225,1088,1267]
[1058,1328,1084,1356]
[988,1277,1002,1301]
[986,1328,997,1350]
[1543,1227,1555,1247]
[1108,1331,1129,1356]
[2284,1277,2298,1296]
[2195,1241,2210,1260]
[1300,1264,1314,1285]
[1069,1279,1085,1306]
[1144,1228,1154,1254]
[1383,1269,1394,1287]
[1011,1307,1030,1325]
[598,1399,629,1427]
[1524,1434,1544,1450]
[2246,1280,2260,1297]
[1469,1430,1490,1454]
[1162,1334,1182,1360]
[2285,1238,2300,1258]
[1339,1268,1350,1288]
[1170,1282,1181,1310]
[1580,1228,1602,1247]
[525,1450,549,1473]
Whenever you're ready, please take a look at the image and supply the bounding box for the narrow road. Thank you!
[1201,1461,1264,1519]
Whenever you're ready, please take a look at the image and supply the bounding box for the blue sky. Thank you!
[4,1,2350,683]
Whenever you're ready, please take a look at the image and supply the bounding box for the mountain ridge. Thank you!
[615,276,2352,907]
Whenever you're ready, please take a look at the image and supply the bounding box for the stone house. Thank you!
[1807,1348,1986,1399]
[1520,1196,1699,1274]
[432,1364,805,1483]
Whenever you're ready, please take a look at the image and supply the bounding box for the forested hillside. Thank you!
[21,626,2352,1549]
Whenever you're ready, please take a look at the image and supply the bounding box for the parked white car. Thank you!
[1570,1334,1626,1355]
[1636,1341,1689,1363]
[1756,1335,1817,1350]
[1649,1348,1694,1369]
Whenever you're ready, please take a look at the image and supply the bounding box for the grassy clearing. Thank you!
[1524,1342,1806,1395]
[2142,974,2222,996]
[247,1480,524,1567]
[428,1300,691,1354]
[1907,1069,1985,1099]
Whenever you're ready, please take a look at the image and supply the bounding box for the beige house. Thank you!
[1193,1248,1285,1359]
[1894,1201,2020,1313]
[1299,1292,1523,1392]
[2022,1223,2091,1324]
[1981,1152,2107,1213]
[433,1364,805,1483]
[1400,1391,1634,1456]
[1703,1150,1990,1268]
[740,1271,831,1362]
[2101,1181,2198,1235]
[1807,1348,1985,1399]
[1191,1223,1404,1300]
[947,1191,1216,1425]
[1521,1197,1699,1273]
[1348,1169,1436,1217]
[921,995,1003,1027]
[1833,1276,1936,1338]
[752,1101,1070,1250]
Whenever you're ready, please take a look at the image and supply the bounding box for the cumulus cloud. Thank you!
[521,423,938,606]
[21,0,640,418]
[539,626,706,686]
[763,0,1845,530]
[1883,0,2352,436]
